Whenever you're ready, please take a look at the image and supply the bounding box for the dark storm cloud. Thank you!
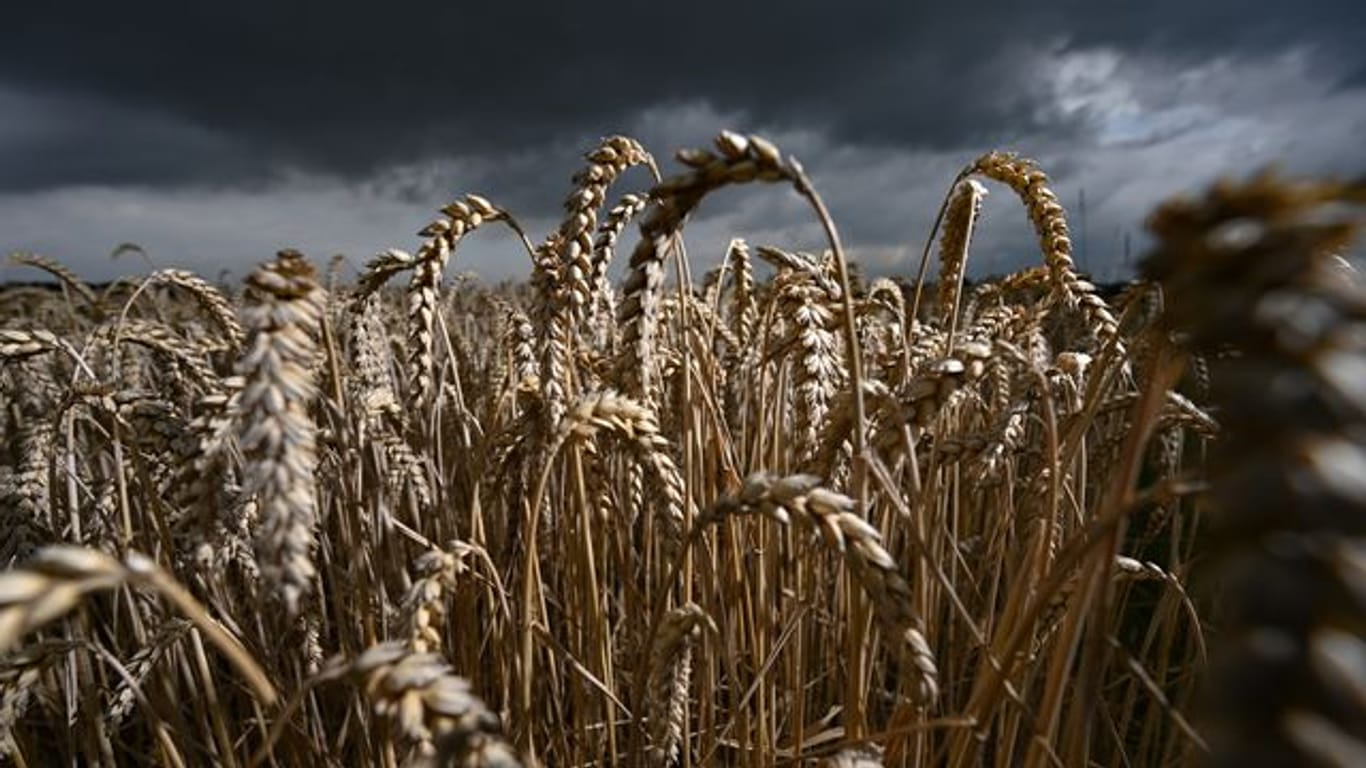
[0,85,265,191]
[1060,2,1366,65]
[5,1,1362,191]
[1342,63,1366,90]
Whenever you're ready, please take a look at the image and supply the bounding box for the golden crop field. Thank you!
[0,131,1362,767]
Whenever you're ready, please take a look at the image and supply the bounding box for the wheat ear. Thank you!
[968,152,1120,350]
[236,249,325,616]
[936,179,988,335]
[345,642,521,765]
[148,268,245,351]
[7,252,101,315]
[705,472,939,705]
[617,131,794,402]
[645,603,716,767]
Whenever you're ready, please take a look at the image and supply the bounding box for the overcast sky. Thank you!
[2,2,1364,285]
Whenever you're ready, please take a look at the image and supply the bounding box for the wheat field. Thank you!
[0,130,1362,767]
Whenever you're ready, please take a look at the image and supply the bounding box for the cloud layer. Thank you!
[3,2,1364,283]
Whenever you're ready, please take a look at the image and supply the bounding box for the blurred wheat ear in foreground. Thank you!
[1143,175,1366,767]
[0,133,1361,767]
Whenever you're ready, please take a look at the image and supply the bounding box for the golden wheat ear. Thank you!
[346,642,522,766]
[644,602,715,767]
[236,249,326,617]
[702,471,940,706]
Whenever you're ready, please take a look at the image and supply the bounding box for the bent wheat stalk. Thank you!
[0,546,276,705]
